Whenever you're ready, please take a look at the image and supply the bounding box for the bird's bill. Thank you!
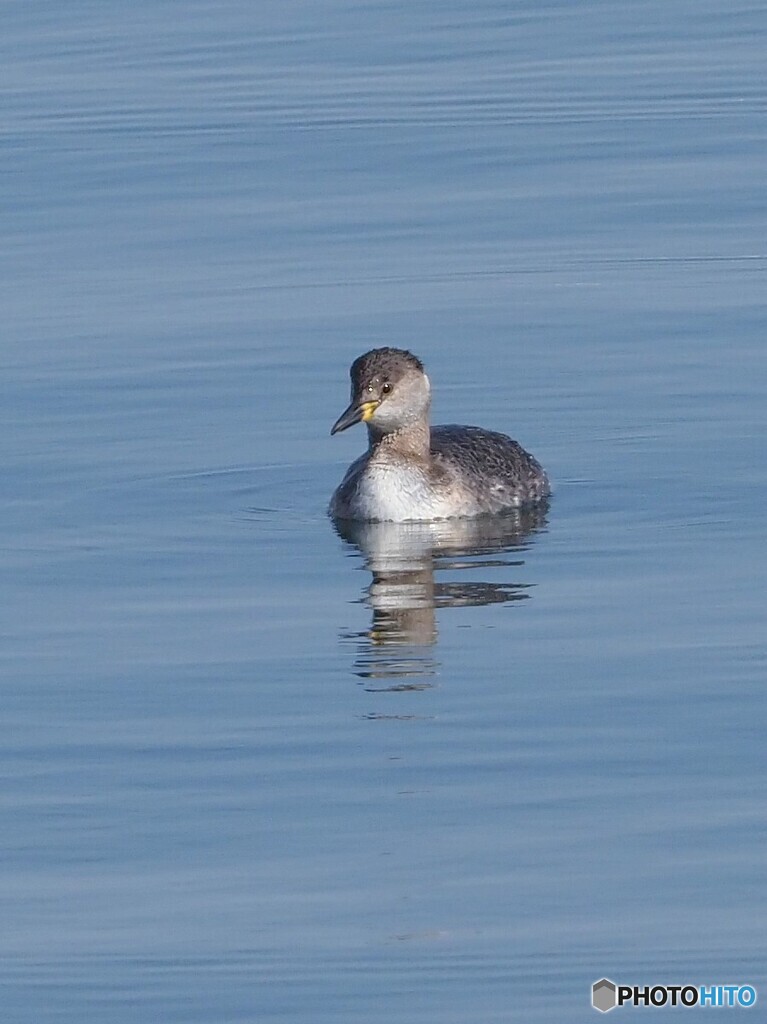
[330,399,379,435]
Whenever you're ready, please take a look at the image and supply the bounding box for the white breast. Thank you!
[349,462,463,522]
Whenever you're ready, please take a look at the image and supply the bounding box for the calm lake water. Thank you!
[2,1,765,1020]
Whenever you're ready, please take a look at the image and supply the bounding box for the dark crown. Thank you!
[350,347,424,387]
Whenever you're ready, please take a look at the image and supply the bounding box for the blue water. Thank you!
[2,1,765,1020]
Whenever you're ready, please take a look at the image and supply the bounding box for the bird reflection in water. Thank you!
[333,502,548,688]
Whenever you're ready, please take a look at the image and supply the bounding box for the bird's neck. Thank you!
[367,418,431,460]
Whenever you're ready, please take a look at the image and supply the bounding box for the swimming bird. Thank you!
[329,347,549,521]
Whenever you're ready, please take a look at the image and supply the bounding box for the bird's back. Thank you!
[430,424,549,512]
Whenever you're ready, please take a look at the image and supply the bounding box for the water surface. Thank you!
[2,1,766,1020]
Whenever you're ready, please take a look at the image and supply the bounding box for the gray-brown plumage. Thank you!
[330,347,549,522]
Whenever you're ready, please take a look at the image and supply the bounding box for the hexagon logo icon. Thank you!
[592,978,617,1013]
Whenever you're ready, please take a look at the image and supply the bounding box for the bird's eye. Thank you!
[381,382,392,395]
